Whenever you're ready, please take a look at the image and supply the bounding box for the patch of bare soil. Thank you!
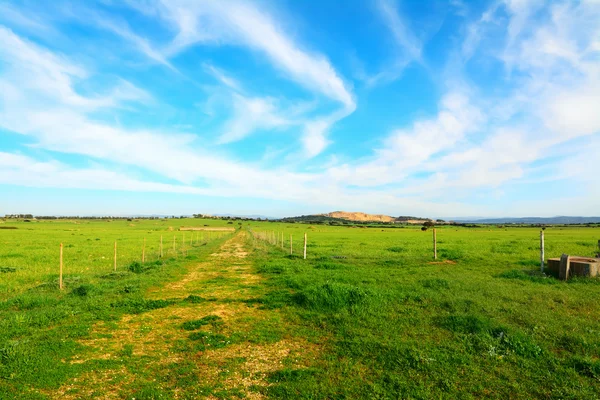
[199,339,321,400]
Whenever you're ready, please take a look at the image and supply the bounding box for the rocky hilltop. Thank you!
[321,211,396,223]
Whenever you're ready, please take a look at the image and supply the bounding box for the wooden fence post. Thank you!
[303,233,307,260]
[160,235,163,258]
[142,237,146,263]
[559,253,570,280]
[114,241,117,271]
[173,236,176,253]
[540,230,544,272]
[59,243,63,290]
[290,234,293,255]
[433,228,437,260]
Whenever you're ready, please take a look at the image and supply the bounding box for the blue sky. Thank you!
[0,0,598,218]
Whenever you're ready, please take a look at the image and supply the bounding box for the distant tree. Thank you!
[423,220,435,228]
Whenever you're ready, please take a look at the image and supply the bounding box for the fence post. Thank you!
[160,235,163,258]
[540,230,544,272]
[290,234,293,255]
[173,235,176,253]
[114,241,117,271]
[433,228,437,260]
[303,233,307,260]
[142,237,146,263]
[559,253,570,280]
[59,243,63,290]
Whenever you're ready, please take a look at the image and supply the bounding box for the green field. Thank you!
[1,219,599,399]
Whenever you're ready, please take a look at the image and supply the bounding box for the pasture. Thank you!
[1,219,599,398]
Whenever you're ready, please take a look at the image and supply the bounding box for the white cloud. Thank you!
[0,26,150,110]
[301,121,332,158]
[218,94,291,144]
[93,15,175,70]
[151,0,355,155]
[326,91,483,187]
[364,0,424,86]
[153,0,355,110]
[376,0,422,62]
[203,63,242,91]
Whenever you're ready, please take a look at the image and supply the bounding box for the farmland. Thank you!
[1,219,600,399]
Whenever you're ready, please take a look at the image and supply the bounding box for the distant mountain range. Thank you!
[455,216,600,224]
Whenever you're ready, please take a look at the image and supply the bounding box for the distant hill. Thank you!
[322,211,396,222]
[458,216,600,224]
[279,211,435,224]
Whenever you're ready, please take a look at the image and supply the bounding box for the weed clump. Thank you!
[128,259,163,274]
[100,271,130,279]
[71,284,94,297]
[294,283,373,312]
[570,357,600,379]
[181,315,222,331]
[0,267,16,273]
[183,295,207,303]
[313,262,346,270]
[436,314,543,358]
[188,331,230,350]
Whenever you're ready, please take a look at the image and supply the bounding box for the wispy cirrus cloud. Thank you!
[156,0,355,110]
[362,0,425,86]
[116,0,356,156]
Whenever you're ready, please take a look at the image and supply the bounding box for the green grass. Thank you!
[249,223,600,398]
[0,218,233,399]
[1,218,599,398]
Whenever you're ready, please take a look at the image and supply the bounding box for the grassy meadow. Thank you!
[250,223,600,398]
[1,218,599,398]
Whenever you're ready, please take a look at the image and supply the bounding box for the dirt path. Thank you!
[52,231,318,399]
